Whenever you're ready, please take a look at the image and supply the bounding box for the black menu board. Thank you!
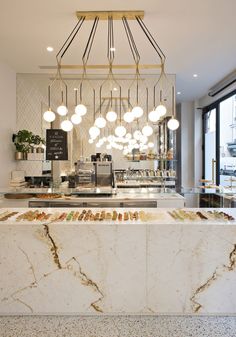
[46,129,68,160]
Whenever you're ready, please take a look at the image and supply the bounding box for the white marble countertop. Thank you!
[1,207,236,315]
[0,187,185,200]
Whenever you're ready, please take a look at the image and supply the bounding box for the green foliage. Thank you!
[12,130,45,153]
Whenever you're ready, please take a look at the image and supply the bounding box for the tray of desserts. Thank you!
[0,209,160,224]
[0,209,234,224]
[35,194,62,199]
[167,209,235,221]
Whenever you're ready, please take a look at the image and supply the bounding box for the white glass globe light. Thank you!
[140,135,148,144]
[106,144,112,150]
[95,116,107,129]
[155,104,167,117]
[142,124,153,137]
[107,135,114,142]
[126,133,132,139]
[71,114,82,125]
[88,139,94,144]
[115,125,126,137]
[43,109,55,122]
[106,110,117,122]
[123,111,134,123]
[132,106,144,118]
[96,143,101,148]
[75,104,87,116]
[148,109,160,122]
[148,142,154,148]
[133,130,142,140]
[57,105,68,116]
[130,138,137,145]
[89,126,100,139]
[61,120,73,132]
[167,117,180,131]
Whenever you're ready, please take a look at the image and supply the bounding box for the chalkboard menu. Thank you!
[46,129,68,160]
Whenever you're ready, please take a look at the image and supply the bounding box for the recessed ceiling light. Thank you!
[177,91,181,95]
[193,74,198,78]
[47,46,54,52]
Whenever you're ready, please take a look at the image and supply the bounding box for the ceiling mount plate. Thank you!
[76,10,144,20]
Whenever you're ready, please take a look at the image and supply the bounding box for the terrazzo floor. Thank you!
[0,316,236,337]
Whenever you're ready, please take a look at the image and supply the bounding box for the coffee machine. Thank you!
[75,153,114,190]
[94,161,113,187]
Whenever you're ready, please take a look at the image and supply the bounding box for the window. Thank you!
[219,94,236,185]
[203,90,236,186]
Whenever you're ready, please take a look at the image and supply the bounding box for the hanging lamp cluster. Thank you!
[44,10,179,149]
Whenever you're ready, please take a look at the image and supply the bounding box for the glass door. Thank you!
[219,94,236,186]
[204,108,216,182]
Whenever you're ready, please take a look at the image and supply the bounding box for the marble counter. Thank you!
[0,188,185,208]
[1,208,236,315]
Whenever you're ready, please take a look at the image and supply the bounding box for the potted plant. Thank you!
[30,134,46,153]
[12,130,45,160]
[12,130,32,160]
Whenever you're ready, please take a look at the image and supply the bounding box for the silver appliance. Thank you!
[75,161,114,189]
[95,161,113,187]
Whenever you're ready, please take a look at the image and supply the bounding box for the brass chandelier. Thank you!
[43,10,179,153]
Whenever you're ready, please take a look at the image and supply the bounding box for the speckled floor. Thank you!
[0,316,236,337]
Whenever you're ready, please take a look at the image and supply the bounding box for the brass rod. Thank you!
[76,10,144,21]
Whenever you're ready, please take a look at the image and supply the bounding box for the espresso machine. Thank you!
[94,161,113,187]
[75,153,114,192]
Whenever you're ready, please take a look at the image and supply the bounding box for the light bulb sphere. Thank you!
[155,104,167,117]
[61,120,73,132]
[115,125,127,137]
[142,125,153,137]
[75,104,87,116]
[126,133,132,139]
[106,110,117,122]
[148,142,154,148]
[107,135,114,142]
[123,111,134,123]
[129,139,137,145]
[167,118,180,131]
[132,106,144,118]
[95,116,107,128]
[106,144,112,150]
[140,135,148,144]
[43,110,55,122]
[57,105,68,116]
[89,126,100,139]
[71,114,82,125]
[133,130,142,140]
[148,109,160,122]
[88,139,94,144]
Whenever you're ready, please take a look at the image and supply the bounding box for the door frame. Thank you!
[202,89,236,185]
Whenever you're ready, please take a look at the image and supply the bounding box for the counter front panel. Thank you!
[0,208,236,315]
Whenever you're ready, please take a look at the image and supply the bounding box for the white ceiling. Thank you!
[0,0,235,102]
